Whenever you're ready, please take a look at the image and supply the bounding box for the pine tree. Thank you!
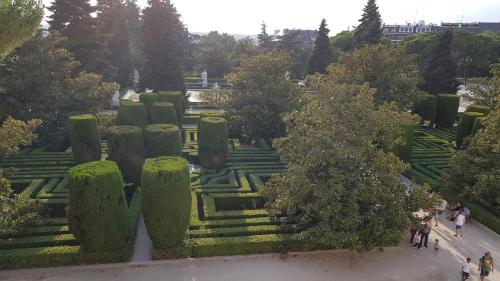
[140,0,185,91]
[257,22,273,52]
[422,29,459,94]
[308,19,334,74]
[48,0,113,78]
[354,0,383,46]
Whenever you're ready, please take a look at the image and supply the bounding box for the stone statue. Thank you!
[202,70,208,88]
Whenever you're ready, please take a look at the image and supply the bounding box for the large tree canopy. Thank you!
[308,19,334,74]
[354,0,383,46]
[195,31,237,77]
[0,0,43,58]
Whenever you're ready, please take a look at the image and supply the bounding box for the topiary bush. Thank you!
[158,91,184,121]
[68,114,102,164]
[471,116,487,135]
[198,117,228,169]
[107,126,145,185]
[144,124,182,158]
[200,111,225,119]
[456,111,485,148]
[139,93,159,124]
[465,104,490,115]
[116,101,147,127]
[141,157,191,252]
[412,94,437,125]
[436,94,460,128]
[150,102,178,125]
[67,160,129,252]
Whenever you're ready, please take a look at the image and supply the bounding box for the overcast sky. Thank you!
[42,0,500,35]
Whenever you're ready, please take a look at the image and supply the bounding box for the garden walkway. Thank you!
[2,216,498,281]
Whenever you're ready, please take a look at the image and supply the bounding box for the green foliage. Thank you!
[139,92,159,123]
[257,22,273,52]
[0,117,42,156]
[198,117,228,169]
[421,29,458,94]
[67,160,129,252]
[326,44,422,109]
[354,0,383,46]
[107,125,145,185]
[141,157,190,251]
[456,112,484,148]
[468,62,500,109]
[465,104,490,115]
[471,117,486,135]
[330,31,356,54]
[392,125,416,163]
[150,102,178,125]
[0,0,43,59]
[200,111,225,119]
[116,101,147,127]
[68,114,102,164]
[195,31,237,77]
[158,91,184,121]
[140,0,185,91]
[412,93,437,125]
[261,81,423,252]
[436,94,460,128]
[144,124,182,157]
[308,19,333,74]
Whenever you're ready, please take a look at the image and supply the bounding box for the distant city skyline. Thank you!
[42,0,500,36]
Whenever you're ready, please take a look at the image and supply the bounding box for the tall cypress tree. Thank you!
[308,19,334,74]
[422,29,459,94]
[48,0,113,78]
[258,22,273,52]
[140,0,185,91]
[354,0,383,46]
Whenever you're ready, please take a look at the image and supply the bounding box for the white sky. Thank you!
[42,0,500,35]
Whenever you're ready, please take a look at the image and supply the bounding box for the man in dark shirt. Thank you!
[418,223,431,248]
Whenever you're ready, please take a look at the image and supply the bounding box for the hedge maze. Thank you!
[0,147,141,269]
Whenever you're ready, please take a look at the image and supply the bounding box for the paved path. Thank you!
[1,217,498,281]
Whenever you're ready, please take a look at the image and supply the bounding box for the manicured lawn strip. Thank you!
[0,234,77,250]
[202,217,277,228]
[19,179,45,198]
[190,225,283,238]
[0,226,70,239]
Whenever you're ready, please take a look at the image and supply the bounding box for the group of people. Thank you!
[460,252,495,281]
[446,201,471,237]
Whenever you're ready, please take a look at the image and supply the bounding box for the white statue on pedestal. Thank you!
[202,70,208,88]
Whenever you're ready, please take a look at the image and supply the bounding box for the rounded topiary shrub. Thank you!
[198,117,228,169]
[436,94,460,128]
[456,112,484,148]
[141,157,191,251]
[412,94,437,125]
[139,93,159,123]
[117,101,147,127]
[465,104,490,116]
[67,160,129,252]
[158,91,184,121]
[471,116,487,135]
[150,102,178,125]
[107,125,145,185]
[144,124,182,157]
[68,114,102,164]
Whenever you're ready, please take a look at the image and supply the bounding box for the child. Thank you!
[433,239,439,254]
[462,257,471,280]
[412,233,421,248]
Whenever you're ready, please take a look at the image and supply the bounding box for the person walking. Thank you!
[433,239,439,254]
[479,252,494,281]
[461,257,472,280]
[455,212,466,237]
[410,226,417,244]
[419,223,431,248]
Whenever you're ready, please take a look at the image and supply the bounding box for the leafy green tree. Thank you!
[257,22,273,52]
[124,0,144,77]
[195,31,237,77]
[220,53,301,139]
[308,19,334,74]
[276,29,314,79]
[452,31,500,78]
[0,117,42,235]
[327,44,422,108]
[140,0,185,91]
[0,32,116,150]
[234,36,259,61]
[421,29,458,94]
[261,79,428,251]
[0,0,43,58]
[468,62,500,109]
[330,30,356,61]
[354,0,383,46]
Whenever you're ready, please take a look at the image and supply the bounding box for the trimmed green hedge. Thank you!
[465,104,490,115]
[456,112,484,148]
[107,126,145,185]
[436,94,460,128]
[117,101,147,128]
[158,91,184,121]
[471,116,487,135]
[67,161,129,252]
[68,114,102,164]
[139,93,159,123]
[144,124,182,157]
[392,125,416,163]
[412,94,437,125]
[200,111,225,119]
[198,117,228,169]
[150,102,178,125]
[141,157,191,251]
